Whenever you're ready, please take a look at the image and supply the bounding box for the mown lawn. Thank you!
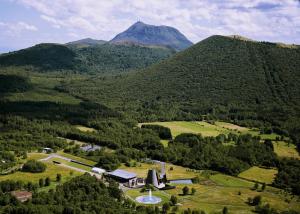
[238,167,277,184]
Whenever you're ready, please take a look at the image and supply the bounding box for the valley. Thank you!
[0,18,299,214]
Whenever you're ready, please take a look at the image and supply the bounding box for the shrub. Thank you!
[182,186,189,195]
[22,160,46,173]
[170,195,178,206]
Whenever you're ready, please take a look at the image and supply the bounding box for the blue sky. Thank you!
[0,0,299,53]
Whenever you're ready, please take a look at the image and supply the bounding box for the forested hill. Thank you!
[126,35,300,107]
[0,42,174,73]
[66,38,107,46]
[61,35,300,138]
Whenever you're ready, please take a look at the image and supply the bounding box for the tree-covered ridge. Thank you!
[0,44,77,70]
[72,43,175,73]
[0,43,174,73]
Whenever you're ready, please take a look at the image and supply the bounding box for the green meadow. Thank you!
[139,121,280,140]
[123,163,300,214]
[238,167,278,184]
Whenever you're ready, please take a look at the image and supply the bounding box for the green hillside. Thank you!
[0,44,76,70]
[72,43,175,73]
[60,35,300,136]
[0,43,174,73]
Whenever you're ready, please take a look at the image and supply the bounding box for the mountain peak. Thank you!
[110,21,193,51]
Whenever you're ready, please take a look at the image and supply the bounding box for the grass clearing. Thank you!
[160,140,169,147]
[75,125,97,133]
[139,121,279,140]
[0,162,81,183]
[210,174,253,188]
[273,141,300,159]
[238,167,277,184]
[139,121,231,137]
[49,157,92,171]
[56,151,97,166]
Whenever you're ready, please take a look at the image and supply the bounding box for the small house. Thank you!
[42,147,53,153]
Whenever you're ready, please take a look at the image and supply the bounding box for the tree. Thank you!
[222,206,228,214]
[264,139,274,151]
[22,160,46,173]
[191,187,196,195]
[45,177,51,186]
[182,186,189,195]
[162,202,170,213]
[252,195,262,206]
[253,182,259,190]
[39,178,44,187]
[56,174,62,182]
[170,195,177,206]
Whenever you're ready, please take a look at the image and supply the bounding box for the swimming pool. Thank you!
[169,179,193,184]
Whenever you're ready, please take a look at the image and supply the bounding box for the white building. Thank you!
[91,167,106,174]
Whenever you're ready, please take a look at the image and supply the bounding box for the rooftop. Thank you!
[108,169,137,179]
[80,144,101,152]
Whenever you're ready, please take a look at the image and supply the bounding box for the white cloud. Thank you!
[14,0,300,44]
[0,21,38,36]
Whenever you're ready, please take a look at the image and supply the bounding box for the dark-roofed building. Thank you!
[11,191,32,202]
[107,169,137,187]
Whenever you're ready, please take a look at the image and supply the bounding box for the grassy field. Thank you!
[139,121,279,140]
[273,141,300,159]
[75,125,97,133]
[238,167,278,184]
[0,151,96,184]
[0,162,81,183]
[164,183,300,214]
[49,157,92,171]
[56,151,97,166]
[122,163,300,213]
[210,173,254,188]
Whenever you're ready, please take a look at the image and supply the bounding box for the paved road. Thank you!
[39,153,102,179]
[40,154,71,162]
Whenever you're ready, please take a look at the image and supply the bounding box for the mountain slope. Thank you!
[62,35,300,122]
[0,43,77,70]
[66,38,107,48]
[110,21,193,51]
[0,43,174,73]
